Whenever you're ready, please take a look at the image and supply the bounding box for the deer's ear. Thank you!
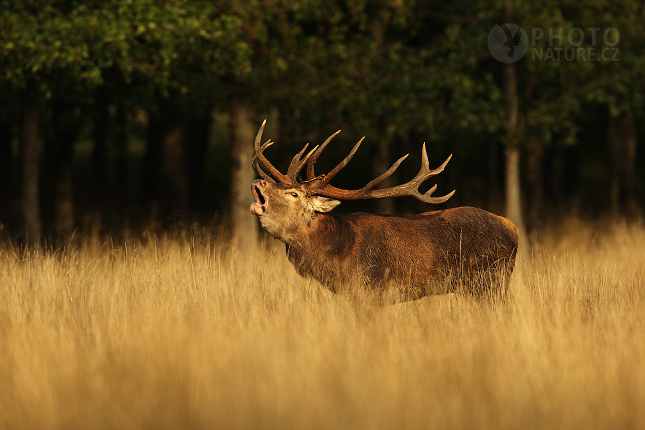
[310,196,341,213]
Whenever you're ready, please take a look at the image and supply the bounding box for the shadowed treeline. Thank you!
[0,0,643,248]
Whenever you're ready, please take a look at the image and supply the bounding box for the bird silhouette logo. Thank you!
[488,23,528,64]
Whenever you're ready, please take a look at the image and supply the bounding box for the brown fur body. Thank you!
[251,180,519,300]
[288,207,518,298]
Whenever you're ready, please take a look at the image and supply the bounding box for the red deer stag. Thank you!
[250,121,519,301]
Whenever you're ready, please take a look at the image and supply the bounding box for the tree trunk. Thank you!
[487,134,502,212]
[229,96,258,251]
[503,59,527,253]
[0,119,12,228]
[610,111,637,220]
[91,104,109,214]
[448,138,460,207]
[621,112,637,220]
[372,124,395,214]
[526,136,544,233]
[369,6,394,214]
[46,104,79,241]
[143,110,164,228]
[53,157,74,239]
[163,123,189,220]
[184,112,211,216]
[114,105,129,222]
[505,147,523,225]
[20,95,42,245]
[609,115,619,215]
[51,139,76,240]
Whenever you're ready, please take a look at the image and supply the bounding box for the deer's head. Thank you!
[251,179,341,242]
[249,120,455,242]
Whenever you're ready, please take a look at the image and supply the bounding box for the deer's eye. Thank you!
[290,192,298,198]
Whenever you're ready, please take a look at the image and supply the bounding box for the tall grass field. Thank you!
[1,219,644,429]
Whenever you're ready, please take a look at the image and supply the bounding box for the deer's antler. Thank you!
[252,120,290,184]
[305,141,454,204]
[251,121,454,204]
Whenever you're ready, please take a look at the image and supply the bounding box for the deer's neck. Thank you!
[286,213,356,286]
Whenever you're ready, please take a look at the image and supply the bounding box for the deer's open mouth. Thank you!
[250,184,268,215]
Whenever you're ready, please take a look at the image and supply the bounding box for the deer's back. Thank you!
[342,206,518,287]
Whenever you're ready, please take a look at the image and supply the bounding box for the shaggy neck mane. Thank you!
[286,212,356,264]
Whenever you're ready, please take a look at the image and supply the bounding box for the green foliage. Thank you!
[0,0,251,96]
[4,0,641,133]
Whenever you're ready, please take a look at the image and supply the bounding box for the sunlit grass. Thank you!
[1,219,644,429]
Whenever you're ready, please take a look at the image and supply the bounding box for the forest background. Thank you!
[1,0,643,249]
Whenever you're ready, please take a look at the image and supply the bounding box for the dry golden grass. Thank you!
[1,219,645,430]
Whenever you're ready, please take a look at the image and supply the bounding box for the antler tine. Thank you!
[421,185,456,204]
[319,137,365,186]
[306,130,341,180]
[254,119,266,150]
[286,143,309,180]
[367,144,454,203]
[252,120,291,184]
[286,143,319,182]
[252,139,276,183]
[252,161,277,183]
[418,146,451,180]
[305,141,455,205]
[359,153,409,193]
